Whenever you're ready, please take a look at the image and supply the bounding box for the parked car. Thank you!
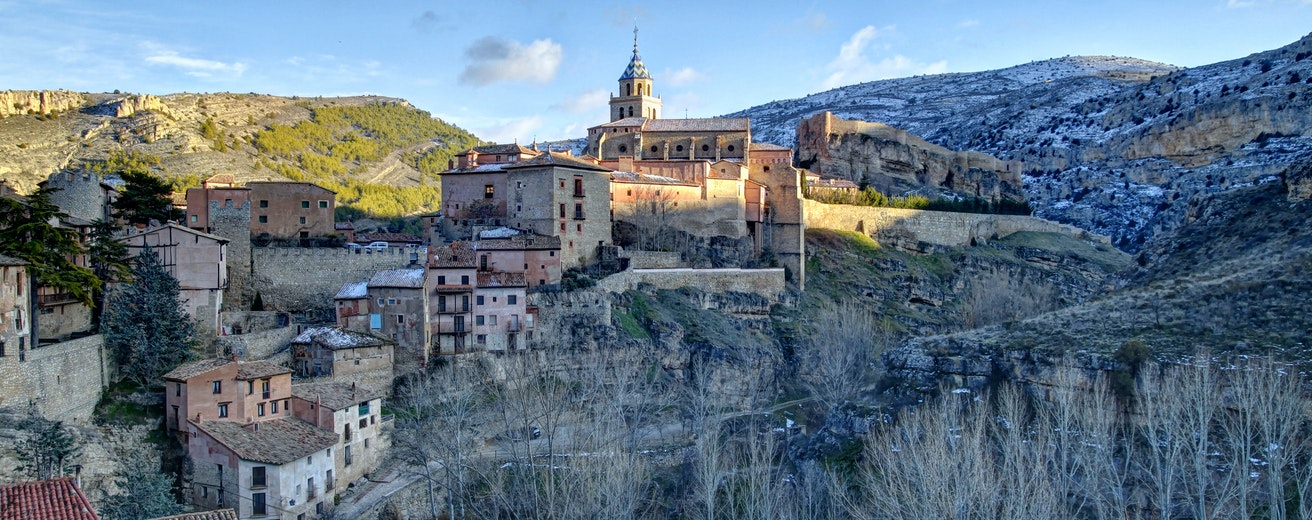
[345,243,363,251]
[364,241,390,251]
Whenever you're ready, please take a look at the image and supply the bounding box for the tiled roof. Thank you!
[292,326,389,350]
[462,143,537,156]
[750,142,792,151]
[429,242,476,268]
[148,510,238,520]
[476,231,561,251]
[643,118,750,133]
[122,223,230,245]
[0,478,99,520]
[620,47,651,80]
[292,381,382,411]
[334,222,354,230]
[243,181,336,194]
[162,358,232,381]
[477,271,527,288]
[235,360,291,381]
[334,281,368,300]
[204,173,236,186]
[355,232,422,244]
[504,152,610,173]
[368,268,425,288]
[595,117,646,128]
[610,172,699,186]
[0,254,26,266]
[707,169,742,180]
[190,417,338,465]
[170,192,188,206]
[442,163,510,174]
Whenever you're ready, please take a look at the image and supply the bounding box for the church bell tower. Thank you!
[610,27,662,121]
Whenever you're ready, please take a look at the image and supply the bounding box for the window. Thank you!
[175,383,181,397]
[218,403,228,418]
[550,251,555,257]
[377,298,385,306]
[259,200,268,208]
[476,334,487,344]
[560,222,566,231]
[396,314,404,324]
[212,381,221,394]
[252,492,266,516]
[488,315,497,325]
[702,144,710,152]
[261,379,270,399]
[299,216,306,224]
[508,295,517,305]
[190,215,198,223]
[650,145,658,153]
[258,403,265,416]
[437,275,446,285]
[476,315,485,326]
[360,417,368,429]
[326,469,334,490]
[247,381,254,395]
[618,144,628,153]
[559,203,566,218]
[676,144,684,152]
[574,177,584,196]
[727,145,736,152]
[484,185,495,199]
[345,445,352,466]
[257,215,268,223]
[301,200,310,209]
[576,223,582,232]
[318,200,328,208]
[460,275,469,285]
[574,203,584,220]
[388,298,397,305]
[252,466,267,488]
[271,400,278,414]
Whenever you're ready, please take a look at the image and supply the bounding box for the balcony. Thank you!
[437,306,471,315]
[432,284,473,294]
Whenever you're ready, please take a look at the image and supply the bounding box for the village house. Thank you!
[474,227,562,289]
[364,269,429,369]
[289,326,393,391]
[162,358,293,433]
[473,271,532,351]
[289,382,389,489]
[0,254,29,361]
[185,415,337,519]
[426,242,475,354]
[332,282,369,331]
[0,477,100,520]
[185,174,250,235]
[186,178,337,241]
[119,223,229,336]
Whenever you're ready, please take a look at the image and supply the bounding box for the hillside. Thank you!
[730,33,1312,250]
[0,91,483,217]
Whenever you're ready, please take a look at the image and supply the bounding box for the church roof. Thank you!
[504,151,611,173]
[750,142,792,151]
[643,118,751,132]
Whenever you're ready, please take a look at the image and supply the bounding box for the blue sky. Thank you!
[1,0,1310,143]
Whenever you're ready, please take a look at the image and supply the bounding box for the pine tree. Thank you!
[102,245,197,387]
[87,219,131,328]
[97,451,184,520]
[112,169,182,226]
[15,406,81,480]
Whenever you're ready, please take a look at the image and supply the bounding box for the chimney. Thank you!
[195,412,202,424]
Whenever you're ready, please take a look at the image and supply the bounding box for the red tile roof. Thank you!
[0,478,99,520]
[149,510,238,520]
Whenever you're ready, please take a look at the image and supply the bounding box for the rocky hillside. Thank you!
[883,158,1312,394]
[0,91,482,216]
[730,33,1312,251]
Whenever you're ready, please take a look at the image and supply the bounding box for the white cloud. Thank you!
[144,48,246,79]
[957,19,980,28]
[821,25,947,90]
[664,67,704,86]
[550,89,610,113]
[459,37,562,86]
[476,115,544,144]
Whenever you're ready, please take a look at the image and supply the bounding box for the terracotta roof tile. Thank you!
[477,272,527,288]
[461,143,538,156]
[644,118,750,132]
[191,417,338,465]
[476,231,561,251]
[504,151,610,173]
[162,358,232,382]
[750,142,792,151]
[368,268,425,288]
[235,360,291,381]
[429,242,476,268]
[148,509,238,520]
[292,381,382,411]
[0,478,99,520]
[610,171,700,186]
[354,232,422,244]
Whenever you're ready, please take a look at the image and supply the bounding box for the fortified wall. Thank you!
[0,335,110,423]
[596,267,786,302]
[796,112,1024,202]
[210,200,252,308]
[803,199,1109,251]
[250,247,414,314]
[43,171,111,223]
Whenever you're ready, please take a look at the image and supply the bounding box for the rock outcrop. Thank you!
[0,90,85,117]
[796,112,1025,202]
[104,93,172,118]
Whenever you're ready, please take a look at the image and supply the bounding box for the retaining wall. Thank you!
[803,199,1109,249]
[596,268,786,301]
[250,247,414,313]
[0,334,109,423]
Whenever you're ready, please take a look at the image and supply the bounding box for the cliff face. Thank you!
[796,112,1025,202]
[0,90,85,117]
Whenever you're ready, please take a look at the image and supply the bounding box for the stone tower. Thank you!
[609,27,662,121]
[42,171,111,223]
[209,200,252,309]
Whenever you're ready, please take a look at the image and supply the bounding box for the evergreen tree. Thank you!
[0,185,100,309]
[102,245,197,387]
[98,451,184,520]
[15,406,81,480]
[112,169,182,226]
[87,219,132,328]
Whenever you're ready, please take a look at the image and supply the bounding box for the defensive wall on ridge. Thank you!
[249,247,415,314]
[0,334,110,423]
[802,199,1109,250]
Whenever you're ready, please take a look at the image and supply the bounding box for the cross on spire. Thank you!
[633,25,639,54]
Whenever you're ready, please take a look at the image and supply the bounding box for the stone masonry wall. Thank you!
[217,325,299,360]
[0,334,110,423]
[803,199,1110,250]
[210,200,252,308]
[621,250,685,269]
[44,171,110,223]
[596,268,786,301]
[250,247,413,314]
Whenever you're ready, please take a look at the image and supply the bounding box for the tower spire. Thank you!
[633,24,639,55]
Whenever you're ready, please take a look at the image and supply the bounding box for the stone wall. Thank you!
[43,171,110,223]
[0,334,110,423]
[803,199,1109,250]
[210,200,252,308]
[250,247,413,314]
[620,250,684,269]
[596,268,786,302]
[218,325,299,360]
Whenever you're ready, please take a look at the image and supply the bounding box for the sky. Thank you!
[1,1,1310,143]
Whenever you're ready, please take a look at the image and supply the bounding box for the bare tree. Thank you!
[800,300,886,411]
[392,363,491,520]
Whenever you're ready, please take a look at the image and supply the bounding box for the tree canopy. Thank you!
[94,151,181,225]
[102,245,196,387]
[0,185,100,305]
